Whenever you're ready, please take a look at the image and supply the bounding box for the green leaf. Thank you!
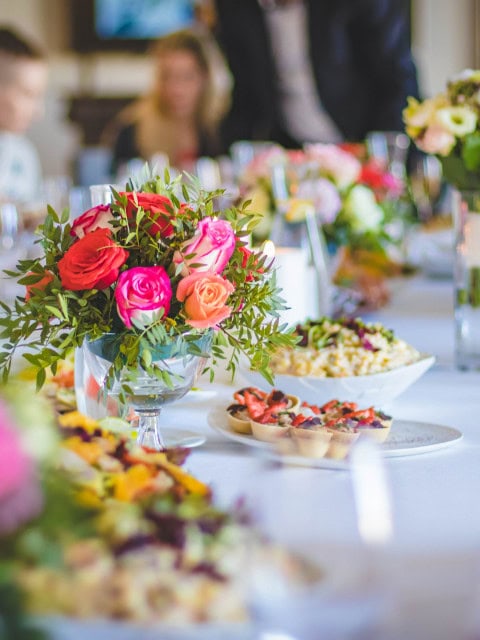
[462,133,480,172]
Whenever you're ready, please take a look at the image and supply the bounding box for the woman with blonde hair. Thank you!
[110,29,225,172]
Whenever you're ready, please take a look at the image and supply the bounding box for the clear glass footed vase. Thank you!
[75,332,212,449]
[453,189,480,370]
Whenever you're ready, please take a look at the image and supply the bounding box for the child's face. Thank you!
[0,58,47,133]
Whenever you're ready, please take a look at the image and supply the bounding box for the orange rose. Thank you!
[176,272,235,329]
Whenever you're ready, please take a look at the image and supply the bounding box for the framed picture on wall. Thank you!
[69,0,195,52]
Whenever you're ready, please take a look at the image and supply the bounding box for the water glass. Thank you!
[366,131,410,179]
[453,189,480,370]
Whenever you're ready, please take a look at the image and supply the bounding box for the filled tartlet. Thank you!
[227,386,299,437]
[225,389,391,459]
[290,413,332,458]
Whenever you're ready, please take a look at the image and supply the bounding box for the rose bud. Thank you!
[70,205,114,239]
[176,271,235,329]
[115,266,172,329]
[58,228,128,291]
[174,217,236,276]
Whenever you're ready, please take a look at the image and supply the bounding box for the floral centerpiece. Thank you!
[239,143,406,310]
[0,170,295,411]
[403,69,480,189]
[404,69,480,369]
[239,142,404,250]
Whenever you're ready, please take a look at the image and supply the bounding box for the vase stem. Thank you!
[136,410,165,450]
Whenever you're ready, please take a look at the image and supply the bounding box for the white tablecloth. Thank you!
[156,275,480,639]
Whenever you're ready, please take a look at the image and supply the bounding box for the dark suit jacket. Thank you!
[215,0,420,149]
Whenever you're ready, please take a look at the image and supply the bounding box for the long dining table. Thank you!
[157,273,480,640]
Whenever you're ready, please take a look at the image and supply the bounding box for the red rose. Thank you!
[25,270,54,300]
[58,228,128,291]
[120,191,175,237]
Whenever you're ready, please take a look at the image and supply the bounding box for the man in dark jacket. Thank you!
[215,0,420,149]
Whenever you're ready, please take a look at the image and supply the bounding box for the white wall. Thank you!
[0,0,154,177]
[412,0,476,95]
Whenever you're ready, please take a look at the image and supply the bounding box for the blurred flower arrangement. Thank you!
[404,69,480,189]
[239,142,404,251]
[0,170,295,397]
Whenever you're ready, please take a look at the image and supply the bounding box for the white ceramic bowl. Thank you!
[239,355,435,408]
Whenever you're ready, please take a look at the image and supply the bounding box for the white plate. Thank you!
[239,355,435,407]
[174,388,218,404]
[37,616,249,640]
[207,406,462,470]
[159,428,206,449]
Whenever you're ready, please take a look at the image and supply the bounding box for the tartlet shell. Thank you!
[291,427,332,458]
[250,420,291,443]
[326,430,360,459]
[227,412,252,435]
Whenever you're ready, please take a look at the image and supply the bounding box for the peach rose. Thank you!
[25,270,54,300]
[176,272,235,329]
[417,125,456,156]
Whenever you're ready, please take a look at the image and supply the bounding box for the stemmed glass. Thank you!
[80,332,212,449]
[366,131,410,179]
[409,155,443,223]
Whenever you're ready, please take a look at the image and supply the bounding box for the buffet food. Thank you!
[270,317,421,377]
[0,376,316,630]
[227,386,392,458]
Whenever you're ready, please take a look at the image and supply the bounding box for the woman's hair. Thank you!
[107,29,229,164]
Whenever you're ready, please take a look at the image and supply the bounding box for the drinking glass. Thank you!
[409,155,443,223]
[366,131,410,179]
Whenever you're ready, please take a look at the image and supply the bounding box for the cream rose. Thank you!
[342,185,384,233]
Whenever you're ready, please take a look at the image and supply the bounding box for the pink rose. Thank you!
[296,178,341,224]
[305,143,361,188]
[177,272,235,329]
[417,125,456,156]
[71,205,114,239]
[174,217,236,275]
[115,266,172,329]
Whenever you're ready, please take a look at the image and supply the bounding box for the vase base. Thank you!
[455,354,480,371]
[135,426,206,450]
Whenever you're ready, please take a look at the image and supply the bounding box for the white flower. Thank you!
[434,106,477,137]
[417,125,456,156]
[343,185,384,233]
